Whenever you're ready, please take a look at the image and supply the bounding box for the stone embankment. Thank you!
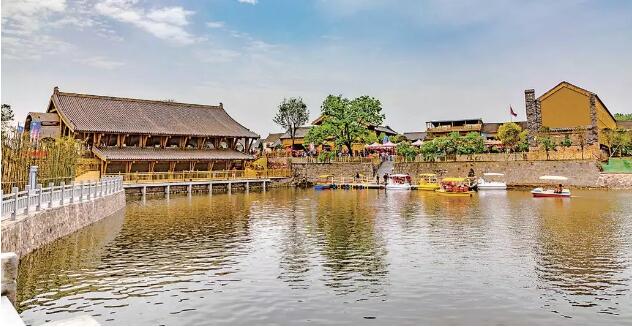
[1,191,126,258]
[292,162,374,182]
[597,173,632,189]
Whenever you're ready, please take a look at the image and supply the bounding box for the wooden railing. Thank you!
[107,169,292,184]
[1,176,123,220]
[289,156,380,164]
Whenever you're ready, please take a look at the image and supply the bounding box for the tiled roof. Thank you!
[617,121,632,129]
[92,147,254,161]
[263,133,284,143]
[49,88,258,138]
[373,125,398,135]
[402,132,427,141]
[26,112,59,122]
[280,126,312,139]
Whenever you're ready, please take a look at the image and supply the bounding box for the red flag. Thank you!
[510,105,517,117]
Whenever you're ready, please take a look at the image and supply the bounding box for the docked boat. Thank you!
[436,177,474,197]
[386,174,412,190]
[531,176,571,198]
[417,173,440,191]
[477,173,507,190]
[313,174,334,190]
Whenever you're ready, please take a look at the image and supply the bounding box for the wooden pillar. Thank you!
[199,137,207,149]
[126,161,132,173]
[117,134,121,147]
[169,161,176,172]
[149,161,156,173]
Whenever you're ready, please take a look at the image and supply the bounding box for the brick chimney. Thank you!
[525,89,541,146]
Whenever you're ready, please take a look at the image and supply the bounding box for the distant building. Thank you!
[525,81,617,150]
[25,87,259,175]
[261,132,283,151]
[425,118,484,139]
[402,132,427,142]
[24,112,60,140]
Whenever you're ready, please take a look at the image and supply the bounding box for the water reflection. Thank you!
[533,194,630,316]
[16,189,632,325]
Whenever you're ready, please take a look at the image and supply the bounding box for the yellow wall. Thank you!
[595,100,617,130]
[540,86,591,128]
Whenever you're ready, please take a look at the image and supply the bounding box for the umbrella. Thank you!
[382,141,396,147]
[412,139,423,146]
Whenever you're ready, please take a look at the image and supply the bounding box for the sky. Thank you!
[2,0,632,137]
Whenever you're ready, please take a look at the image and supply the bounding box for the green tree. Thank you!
[561,135,572,147]
[419,139,439,161]
[540,136,557,160]
[305,94,384,152]
[614,113,632,121]
[497,122,522,151]
[396,141,418,161]
[458,132,485,157]
[517,130,530,153]
[273,97,309,148]
[390,134,405,143]
[611,128,630,157]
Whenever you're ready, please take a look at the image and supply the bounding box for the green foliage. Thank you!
[1,104,14,139]
[539,135,557,160]
[458,132,485,155]
[419,139,440,161]
[377,132,387,142]
[497,122,522,150]
[610,128,631,157]
[273,97,309,146]
[316,151,336,163]
[390,134,405,143]
[517,130,530,152]
[561,135,572,147]
[614,113,632,121]
[306,94,384,151]
[396,141,419,160]
[361,131,379,144]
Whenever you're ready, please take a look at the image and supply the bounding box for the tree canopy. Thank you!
[273,97,309,147]
[1,104,14,138]
[614,113,632,121]
[497,122,522,151]
[304,95,384,151]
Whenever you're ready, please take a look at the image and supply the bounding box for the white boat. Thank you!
[531,176,571,198]
[386,174,412,190]
[477,173,507,190]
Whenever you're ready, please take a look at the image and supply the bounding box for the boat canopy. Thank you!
[442,177,466,182]
[539,175,568,181]
[483,173,504,176]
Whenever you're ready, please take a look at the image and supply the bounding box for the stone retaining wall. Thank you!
[394,160,603,187]
[1,191,126,258]
[292,163,374,182]
[597,173,632,189]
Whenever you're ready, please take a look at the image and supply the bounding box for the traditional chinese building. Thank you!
[25,87,259,175]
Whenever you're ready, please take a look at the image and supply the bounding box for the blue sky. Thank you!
[2,0,632,136]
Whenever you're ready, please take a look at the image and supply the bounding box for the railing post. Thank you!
[37,184,43,211]
[80,182,85,202]
[60,182,65,205]
[87,181,92,200]
[11,187,19,220]
[48,182,54,208]
[71,182,75,203]
[25,187,31,216]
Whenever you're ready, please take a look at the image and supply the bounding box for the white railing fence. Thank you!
[1,176,123,221]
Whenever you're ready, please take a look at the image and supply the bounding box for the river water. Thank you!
[16,189,632,325]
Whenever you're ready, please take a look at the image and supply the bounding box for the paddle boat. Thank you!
[313,174,334,190]
[416,173,440,191]
[531,176,571,198]
[435,177,475,197]
[477,173,507,190]
[386,174,412,190]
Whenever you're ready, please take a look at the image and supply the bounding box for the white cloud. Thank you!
[206,21,225,29]
[1,0,66,33]
[237,0,258,5]
[78,56,125,69]
[195,49,242,64]
[95,0,198,45]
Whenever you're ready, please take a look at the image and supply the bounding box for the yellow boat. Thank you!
[416,173,440,191]
[435,177,474,197]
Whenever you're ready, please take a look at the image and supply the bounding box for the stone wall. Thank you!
[597,173,632,189]
[1,191,126,258]
[394,160,603,187]
[292,162,374,182]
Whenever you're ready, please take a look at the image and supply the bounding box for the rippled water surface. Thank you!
[16,189,632,325]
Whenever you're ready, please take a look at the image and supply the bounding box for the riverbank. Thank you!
[1,190,126,259]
